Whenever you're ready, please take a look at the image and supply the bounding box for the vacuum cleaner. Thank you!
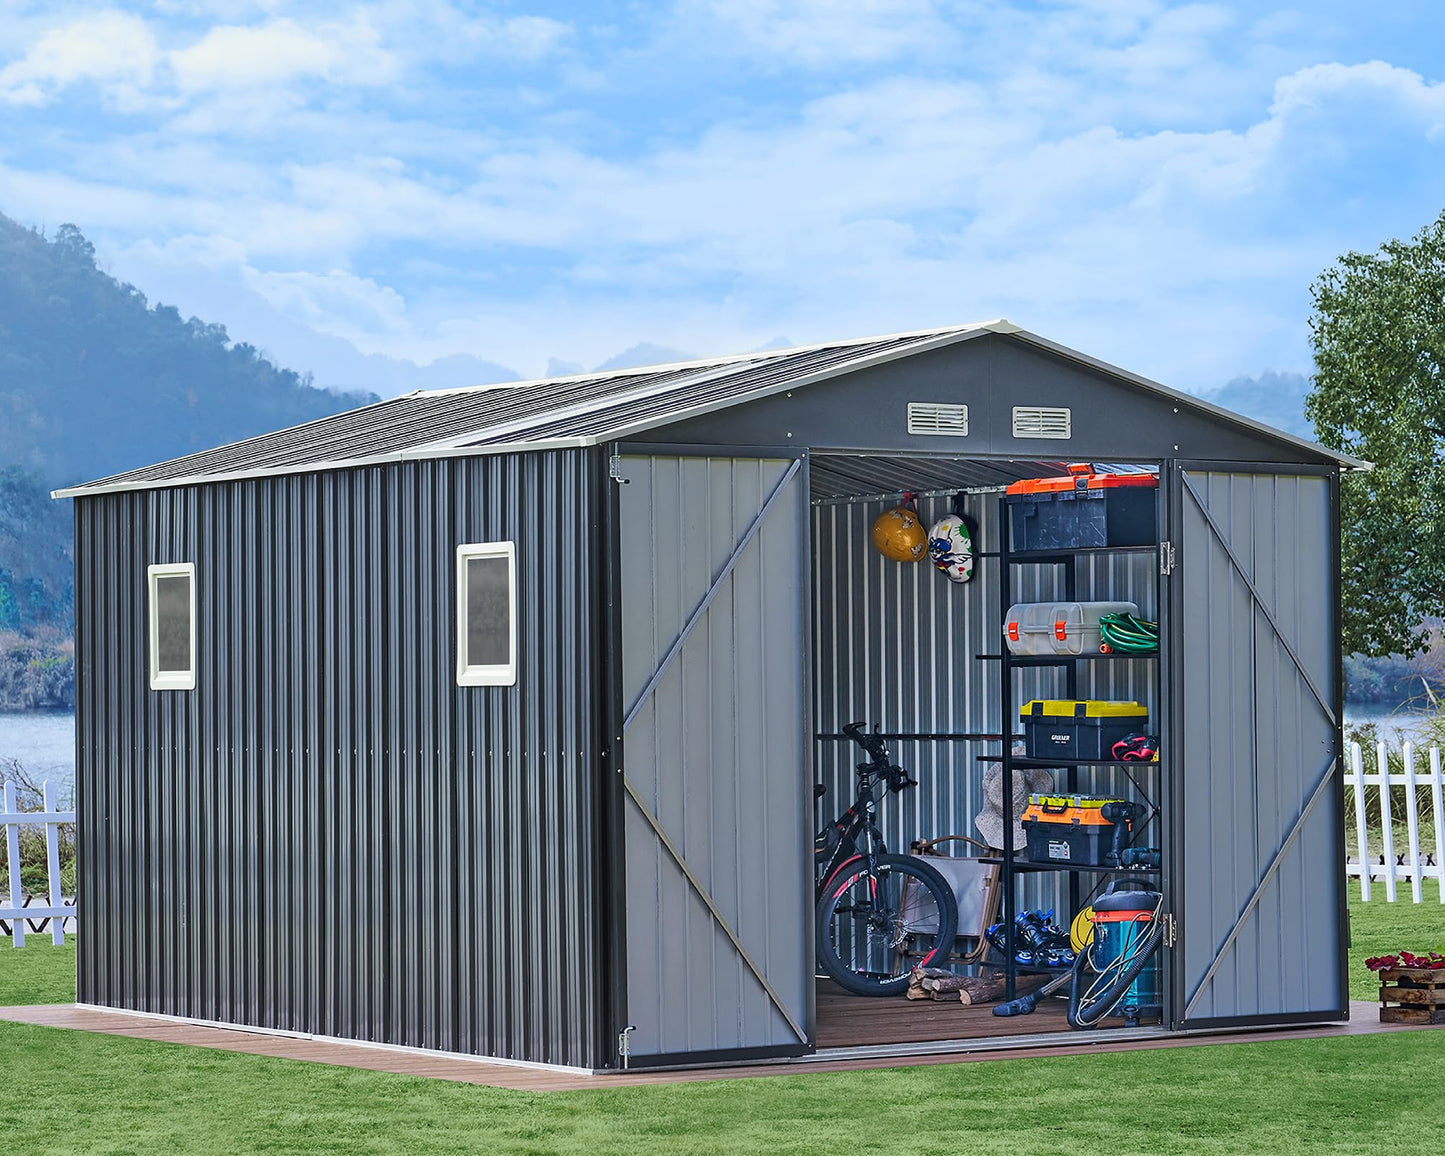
[1067,880,1164,1028]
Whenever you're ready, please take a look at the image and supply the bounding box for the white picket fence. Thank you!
[1345,741,1445,903]
[0,780,76,945]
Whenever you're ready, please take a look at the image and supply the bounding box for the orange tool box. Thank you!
[1021,794,1125,866]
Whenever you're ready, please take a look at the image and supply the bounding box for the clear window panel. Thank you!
[155,573,192,673]
[466,555,511,668]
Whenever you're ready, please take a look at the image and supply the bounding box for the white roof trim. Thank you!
[50,437,596,499]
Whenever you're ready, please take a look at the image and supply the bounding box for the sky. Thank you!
[2,1,1444,396]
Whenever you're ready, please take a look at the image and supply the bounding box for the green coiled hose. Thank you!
[1099,612,1159,654]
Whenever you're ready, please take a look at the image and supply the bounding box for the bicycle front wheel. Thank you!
[816,853,959,997]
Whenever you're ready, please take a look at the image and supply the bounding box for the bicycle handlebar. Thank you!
[842,721,885,758]
[841,722,916,791]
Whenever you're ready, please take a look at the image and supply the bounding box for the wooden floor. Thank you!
[0,997,1427,1093]
[815,978,1077,1046]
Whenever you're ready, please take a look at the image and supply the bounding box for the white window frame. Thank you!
[147,562,197,691]
[456,541,517,687]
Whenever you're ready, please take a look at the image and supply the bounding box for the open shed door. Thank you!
[614,452,813,1065]
[1171,465,1346,1028]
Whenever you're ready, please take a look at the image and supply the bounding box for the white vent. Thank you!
[1012,405,1072,439]
[907,402,969,437]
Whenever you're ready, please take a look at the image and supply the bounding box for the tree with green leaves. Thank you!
[1307,210,1445,658]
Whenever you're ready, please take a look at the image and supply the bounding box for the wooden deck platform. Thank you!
[0,995,1425,1093]
[815,977,1076,1047]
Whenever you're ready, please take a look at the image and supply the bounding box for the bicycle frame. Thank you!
[814,728,900,899]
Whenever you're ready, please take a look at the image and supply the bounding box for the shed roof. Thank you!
[53,319,1363,498]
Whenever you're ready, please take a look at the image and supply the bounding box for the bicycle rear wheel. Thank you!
[816,853,959,996]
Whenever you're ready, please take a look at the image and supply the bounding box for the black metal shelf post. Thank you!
[996,495,1163,1003]
[997,495,1018,999]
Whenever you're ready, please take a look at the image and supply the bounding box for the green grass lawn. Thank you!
[1345,878,1445,1000]
[0,894,1441,1155]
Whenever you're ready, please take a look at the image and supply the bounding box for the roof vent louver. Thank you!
[907,402,969,437]
[1012,406,1071,439]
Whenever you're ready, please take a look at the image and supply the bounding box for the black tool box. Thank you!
[1006,465,1157,551]
[1020,700,1148,761]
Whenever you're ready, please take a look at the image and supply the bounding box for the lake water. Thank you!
[0,711,75,794]
[0,705,1436,797]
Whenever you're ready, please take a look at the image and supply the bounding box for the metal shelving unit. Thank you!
[994,506,1163,1001]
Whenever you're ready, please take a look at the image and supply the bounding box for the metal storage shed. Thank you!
[56,320,1359,1071]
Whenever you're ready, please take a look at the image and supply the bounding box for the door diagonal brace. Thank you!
[1183,755,1337,1018]
[1180,474,1336,726]
[622,777,807,1042]
[623,457,802,730]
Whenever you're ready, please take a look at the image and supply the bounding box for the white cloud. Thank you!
[0,3,566,112]
[241,266,412,342]
[1271,60,1445,126]
[0,10,160,106]
[4,5,1445,392]
[169,16,397,91]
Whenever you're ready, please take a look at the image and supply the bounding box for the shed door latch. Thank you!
[609,455,630,484]
[618,1024,636,1068]
[1162,911,1177,948]
[1159,541,1175,576]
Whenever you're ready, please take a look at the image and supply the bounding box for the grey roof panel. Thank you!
[64,361,751,493]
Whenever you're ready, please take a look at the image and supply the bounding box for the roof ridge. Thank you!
[411,321,996,398]
[407,325,993,455]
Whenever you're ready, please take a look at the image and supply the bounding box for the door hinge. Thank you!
[618,1024,636,1069]
[609,455,630,484]
[1162,911,1177,948]
[1159,541,1176,576]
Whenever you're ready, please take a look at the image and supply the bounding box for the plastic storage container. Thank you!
[1021,794,1123,867]
[1004,600,1140,656]
[1020,699,1148,760]
[1006,464,1158,551]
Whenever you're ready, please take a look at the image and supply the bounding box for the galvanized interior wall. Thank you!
[73,450,607,1068]
[811,483,1161,914]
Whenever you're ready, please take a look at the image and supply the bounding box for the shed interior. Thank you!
[807,452,1166,1049]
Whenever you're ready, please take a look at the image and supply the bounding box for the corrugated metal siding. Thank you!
[811,490,1160,914]
[1176,469,1341,1022]
[616,454,812,1060]
[73,449,608,1068]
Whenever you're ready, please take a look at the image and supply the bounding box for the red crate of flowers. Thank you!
[1367,951,1445,1025]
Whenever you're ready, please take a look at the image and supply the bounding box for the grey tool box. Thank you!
[1003,601,1139,656]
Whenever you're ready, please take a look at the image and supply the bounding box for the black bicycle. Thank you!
[814,722,960,996]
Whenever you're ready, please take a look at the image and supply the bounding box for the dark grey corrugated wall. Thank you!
[73,450,608,1068]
